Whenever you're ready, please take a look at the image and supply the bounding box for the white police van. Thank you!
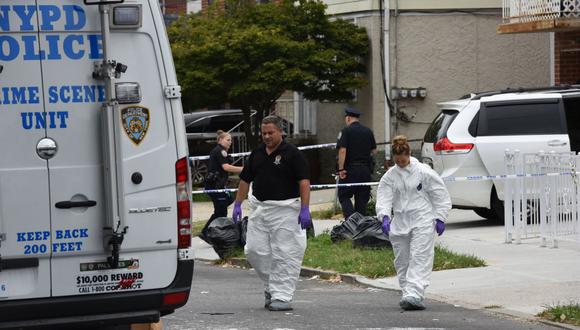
[0,0,194,328]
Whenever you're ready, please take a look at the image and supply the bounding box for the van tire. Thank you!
[190,159,208,185]
[491,187,505,225]
[473,208,496,219]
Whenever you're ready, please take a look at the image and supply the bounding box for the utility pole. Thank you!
[383,0,391,162]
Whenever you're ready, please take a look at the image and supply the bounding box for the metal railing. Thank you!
[504,150,580,247]
[502,0,580,23]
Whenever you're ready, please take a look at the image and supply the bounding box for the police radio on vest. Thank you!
[0,5,103,61]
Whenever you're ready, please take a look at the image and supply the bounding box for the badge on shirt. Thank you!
[221,150,228,157]
[417,183,423,191]
[274,155,282,165]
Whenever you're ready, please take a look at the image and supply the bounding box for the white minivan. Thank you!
[421,87,580,222]
[0,0,194,328]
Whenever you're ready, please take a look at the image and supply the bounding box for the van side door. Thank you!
[0,1,52,300]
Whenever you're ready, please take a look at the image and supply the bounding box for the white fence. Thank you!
[504,150,580,247]
[503,0,580,23]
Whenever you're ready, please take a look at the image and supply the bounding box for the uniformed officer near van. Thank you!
[337,107,377,219]
[199,130,243,243]
[232,115,311,312]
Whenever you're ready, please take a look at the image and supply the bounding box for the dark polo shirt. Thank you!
[337,121,377,167]
[240,141,309,201]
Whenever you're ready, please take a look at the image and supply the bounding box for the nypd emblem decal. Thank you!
[121,106,150,145]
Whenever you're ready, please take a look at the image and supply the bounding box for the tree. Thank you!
[168,0,369,146]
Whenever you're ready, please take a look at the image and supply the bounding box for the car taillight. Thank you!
[433,137,474,154]
[162,291,189,306]
[176,157,191,248]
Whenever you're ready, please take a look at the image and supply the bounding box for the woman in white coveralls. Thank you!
[376,135,451,310]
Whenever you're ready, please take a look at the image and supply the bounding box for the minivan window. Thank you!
[564,97,580,152]
[185,117,211,134]
[424,110,459,143]
[209,114,244,132]
[478,102,563,136]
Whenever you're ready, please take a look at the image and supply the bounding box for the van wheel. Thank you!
[191,160,208,185]
[473,208,495,219]
[491,187,505,225]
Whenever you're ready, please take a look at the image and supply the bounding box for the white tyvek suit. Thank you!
[376,157,451,301]
[245,193,307,303]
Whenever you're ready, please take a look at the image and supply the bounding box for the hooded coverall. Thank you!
[245,193,307,303]
[376,157,451,301]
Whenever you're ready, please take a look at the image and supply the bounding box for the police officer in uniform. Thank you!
[337,107,377,219]
[232,115,311,312]
[199,130,243,243]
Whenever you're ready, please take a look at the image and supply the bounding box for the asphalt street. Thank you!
[162,262,557,330]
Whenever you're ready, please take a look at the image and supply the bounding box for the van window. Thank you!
[468,112,479,136]
[424,110,459,143]
[478,101,564,136]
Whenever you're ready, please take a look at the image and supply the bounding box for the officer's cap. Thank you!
[344,107,361,118]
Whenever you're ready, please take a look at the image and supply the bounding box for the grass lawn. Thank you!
[303,234,485,278]
[215,233,485,278]
[191,193,212,202]
[538,303,580,326]
[192,220,206,237]
[310,208,338,219]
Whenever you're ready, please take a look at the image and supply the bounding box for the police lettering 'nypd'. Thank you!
[199,130,243,243]
[232,115,311,312]
[337,107,377,219]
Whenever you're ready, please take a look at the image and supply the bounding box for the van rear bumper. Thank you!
[0,259,194,329]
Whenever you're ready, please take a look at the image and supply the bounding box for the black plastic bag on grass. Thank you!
[352,216,391,249]
[330,212,365,243]
[206,217,241,259]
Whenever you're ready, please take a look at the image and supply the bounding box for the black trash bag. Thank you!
[238,216,248,246]
[330,212,366,243]
[352,216,392,249]
[206,217,241,259]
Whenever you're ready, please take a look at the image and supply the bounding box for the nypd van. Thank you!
[0,0,194,328]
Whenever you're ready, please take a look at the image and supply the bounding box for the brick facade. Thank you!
[162,0,187,14]
[555,31,580,85]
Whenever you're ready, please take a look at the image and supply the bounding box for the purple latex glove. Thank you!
[381,215,391,235]
[298,205,311,230]
[232,201,242,224]
[435,219,445,236]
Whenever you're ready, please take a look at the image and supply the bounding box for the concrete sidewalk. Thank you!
[192,190,580,325]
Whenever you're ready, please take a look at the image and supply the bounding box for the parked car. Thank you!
[184,109,253,185]
[421,86,580,223]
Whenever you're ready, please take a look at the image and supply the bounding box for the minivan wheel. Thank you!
[473,207,496,219]
[190,160,208,185]
[491,187,505,225]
